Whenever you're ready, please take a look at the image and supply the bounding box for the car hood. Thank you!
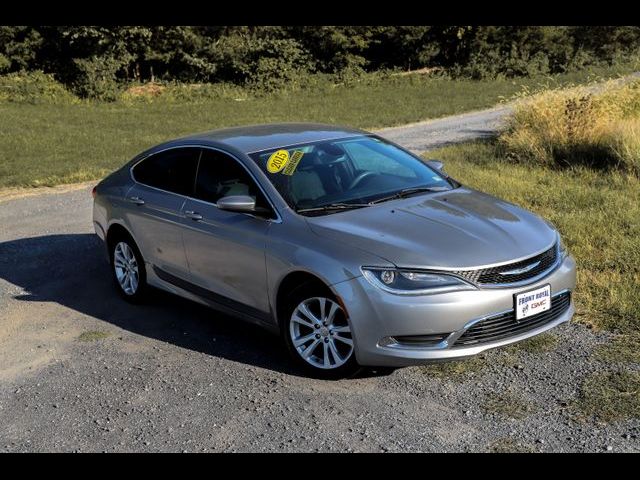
[305,188,557,269]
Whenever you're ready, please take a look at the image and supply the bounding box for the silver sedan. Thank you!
[93,123,576,379]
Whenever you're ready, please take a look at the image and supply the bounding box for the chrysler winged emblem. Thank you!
[499,260,541,276]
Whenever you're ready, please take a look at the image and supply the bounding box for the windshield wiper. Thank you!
[369,186,450,205]
[296,186,450,214]
[296,202,371,214]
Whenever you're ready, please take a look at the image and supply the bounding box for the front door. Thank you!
[181,148,275,318]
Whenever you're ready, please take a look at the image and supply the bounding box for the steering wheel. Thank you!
[349,171,379,190]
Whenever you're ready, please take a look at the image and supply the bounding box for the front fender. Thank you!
[264,218,393,317]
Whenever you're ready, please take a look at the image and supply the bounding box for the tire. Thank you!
[109,233,147,303]
[282,283,362,380]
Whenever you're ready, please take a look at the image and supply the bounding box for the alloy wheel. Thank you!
[289,297,354,370]
[113,241,139,295]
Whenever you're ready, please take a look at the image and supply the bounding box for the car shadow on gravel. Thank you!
[0,233,309,377]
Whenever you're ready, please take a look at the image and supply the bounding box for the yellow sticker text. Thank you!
[267,150,290,173]
[282,151,304,176]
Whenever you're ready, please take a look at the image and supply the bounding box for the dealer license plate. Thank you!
[515,284,551,320]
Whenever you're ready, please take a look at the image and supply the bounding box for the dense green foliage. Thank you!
[1,26,640,98]
[0,68,629,188]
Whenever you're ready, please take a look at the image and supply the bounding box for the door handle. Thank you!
[128,196,145,205]
[185,210,203,221]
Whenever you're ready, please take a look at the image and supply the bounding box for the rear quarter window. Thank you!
[132,148,200,196]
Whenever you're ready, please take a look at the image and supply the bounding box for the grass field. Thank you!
[0,66,637,189]
[424,141,640,334]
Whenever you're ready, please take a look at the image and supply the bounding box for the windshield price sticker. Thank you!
[267,150,290,173]
[282,151,304,176]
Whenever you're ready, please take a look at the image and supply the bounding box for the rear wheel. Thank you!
[283,285,362,379]
[110,235,147,303]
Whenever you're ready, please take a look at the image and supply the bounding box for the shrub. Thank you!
[118,80,250,104]
[0,54,10,73]
[500,79,640,175]
[210,35,315,93]
[0,70,77,104]
[71,55,124,101]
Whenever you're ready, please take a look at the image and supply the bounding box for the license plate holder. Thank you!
[514,284,551,321]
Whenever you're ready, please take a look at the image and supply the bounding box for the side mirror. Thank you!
[217,195,256,213]
[426,159,445,172]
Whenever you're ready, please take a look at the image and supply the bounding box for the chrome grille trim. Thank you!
[450,243,560,288]
[452,290,571,347]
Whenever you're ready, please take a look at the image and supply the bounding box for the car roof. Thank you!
[176,122,370,154]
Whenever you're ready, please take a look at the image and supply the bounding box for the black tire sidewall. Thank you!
[281,283,361,380]
[110,235,147,303]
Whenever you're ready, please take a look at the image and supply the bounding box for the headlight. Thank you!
[544,219,568,259]
[557,232,568,259]
[361,267,475,295]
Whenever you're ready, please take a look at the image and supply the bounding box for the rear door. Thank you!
[125,147,200,278]
[181,148,275,318]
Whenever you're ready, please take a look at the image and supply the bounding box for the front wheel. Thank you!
[283,288,362,379]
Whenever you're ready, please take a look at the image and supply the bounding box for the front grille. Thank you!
[452,244,558,286]
[393,333,450,347]
[453,291,571,347]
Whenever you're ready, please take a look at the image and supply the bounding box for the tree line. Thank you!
[1,26,639,98]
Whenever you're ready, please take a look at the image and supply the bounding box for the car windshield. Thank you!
[249,135,455,214]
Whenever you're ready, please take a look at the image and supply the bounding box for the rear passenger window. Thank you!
[132,148,200,196]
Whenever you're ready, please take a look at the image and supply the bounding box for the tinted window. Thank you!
[132,148,200,196]
[194,149,270,209]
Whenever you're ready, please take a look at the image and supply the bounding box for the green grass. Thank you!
[481,391,537,419]
[425,141,640,334]
[419,355,488,379]
[77,330,111,342]
[574,370,640,422]
[0,67,636,189]
[595,335,640,364]
[505,333,559,354]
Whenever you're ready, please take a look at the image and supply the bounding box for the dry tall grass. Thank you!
[500,79,640,175]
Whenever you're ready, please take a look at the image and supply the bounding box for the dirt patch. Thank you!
[0,181,94,204]
[488,437,537,453]
[481,390,537,419]
[123,83,166,98]
[392,67,443,76]
[419,355,489,380]
[574,370,640,422]
[77,330,111,342]
[595,334,640,364]
[0,302,76,382]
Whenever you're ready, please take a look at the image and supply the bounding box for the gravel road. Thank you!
[1,106,639,452]
[378,106,511,152]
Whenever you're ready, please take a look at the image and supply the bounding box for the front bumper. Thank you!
[332,254,577,367]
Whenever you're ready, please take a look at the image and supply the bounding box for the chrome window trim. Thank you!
[245,134,367,155]
[128,144,282,223]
